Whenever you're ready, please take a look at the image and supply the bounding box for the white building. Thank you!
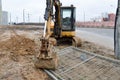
[0,0,8,25]
[2,11,8,25]
[0,0,2,24]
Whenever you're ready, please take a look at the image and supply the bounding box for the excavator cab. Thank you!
[60,6,81,47]
[61,5,76,32]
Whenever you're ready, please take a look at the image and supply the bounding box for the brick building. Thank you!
[102,13,115,22]
[108,13,115,21]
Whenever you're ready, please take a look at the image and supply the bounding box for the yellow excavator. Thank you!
[34,0,81,70]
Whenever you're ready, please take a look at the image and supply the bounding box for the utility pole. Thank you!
[9,13,11,25]
[114,0,120,59]
[39,16,41,23]
[23,9,25,24]
[110,4,114,13]
[84,11,85,23]
[27,13,30,22]
[16,17,18,23]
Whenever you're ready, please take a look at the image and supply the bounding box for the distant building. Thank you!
[102,13,116,22]
[102,18,109,21]
[0,0,8,25]
[108,13,115,21]
[102,13,109,21]
[0,0,2,24]
[2,11,8,25]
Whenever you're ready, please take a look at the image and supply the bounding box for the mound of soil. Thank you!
[0,35,36,55]
[80,41,114,58]
[0,35,50,80]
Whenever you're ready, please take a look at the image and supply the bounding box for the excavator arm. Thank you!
[34,0,61,70]
[44,0,61,37]
[40,0,61,59]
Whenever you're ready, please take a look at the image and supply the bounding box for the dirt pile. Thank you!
[0,35,36,55]
[0,35,50,80]
[80,41,114,58]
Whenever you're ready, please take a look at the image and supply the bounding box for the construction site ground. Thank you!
[0,25,118,80]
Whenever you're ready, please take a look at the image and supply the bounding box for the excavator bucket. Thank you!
[35,52,58,70]
[34,37,58,70]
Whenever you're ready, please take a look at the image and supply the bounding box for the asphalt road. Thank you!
[78,28,114,38]
[76,28,114,50]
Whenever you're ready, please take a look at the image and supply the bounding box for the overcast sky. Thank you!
[2,0,117,23]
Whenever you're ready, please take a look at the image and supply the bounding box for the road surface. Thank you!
[76,28,114,50]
